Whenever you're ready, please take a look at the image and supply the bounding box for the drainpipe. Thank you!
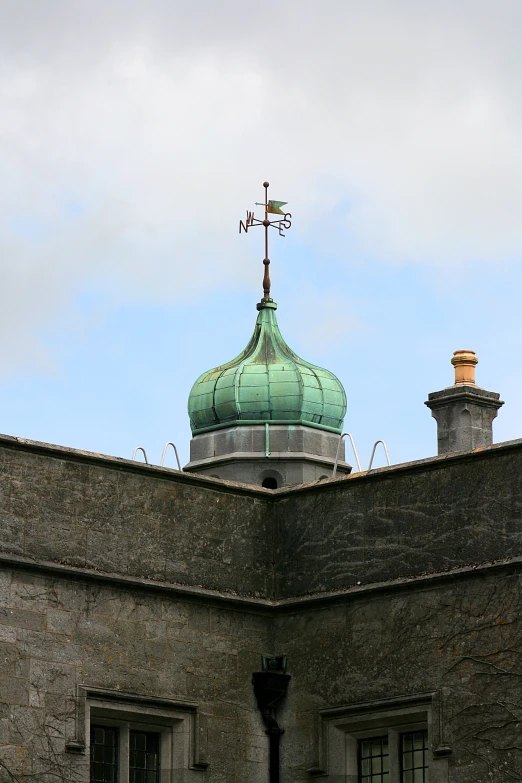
[252,655,291,783]
[265,423,271,457]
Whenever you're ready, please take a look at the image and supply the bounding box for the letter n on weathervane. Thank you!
[239,210,255,233]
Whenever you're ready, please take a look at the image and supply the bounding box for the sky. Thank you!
[1,0,522,471]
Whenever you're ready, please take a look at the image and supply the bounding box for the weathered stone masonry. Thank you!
[1,433,522,781]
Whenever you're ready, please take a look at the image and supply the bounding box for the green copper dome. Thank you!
[188,300,347,435]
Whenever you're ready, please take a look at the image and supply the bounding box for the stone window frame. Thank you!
[308,692,451,783]
[347,718,428,783]
[66,685,208,780]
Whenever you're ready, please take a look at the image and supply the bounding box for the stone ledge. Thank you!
[1,551,521,611]
[426,383,503,407]
[184,450,350,469]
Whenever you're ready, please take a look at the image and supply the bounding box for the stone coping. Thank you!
[276,435,522,496]
[0,432,271,498]
[1,431,522,499]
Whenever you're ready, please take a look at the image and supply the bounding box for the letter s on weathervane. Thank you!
[278,213,292,236]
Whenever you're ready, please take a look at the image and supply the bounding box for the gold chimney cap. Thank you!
[451,350,478,385]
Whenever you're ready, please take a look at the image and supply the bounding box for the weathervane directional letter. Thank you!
[239,210,255,234]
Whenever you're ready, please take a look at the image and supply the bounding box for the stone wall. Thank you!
[0,436,273,598]
[0,567,271,782]
[275,440,522,597]
[1,561,520,782]
[1,434,522,782]
[4,434,522,602]
[274,565,522,783]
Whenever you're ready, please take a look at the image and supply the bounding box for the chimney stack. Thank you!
[425,351,503,455]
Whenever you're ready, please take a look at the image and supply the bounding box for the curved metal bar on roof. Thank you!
[160,442,182,471]
[368,440,391,471]
[332,432,362,478]
[131,446,149,464]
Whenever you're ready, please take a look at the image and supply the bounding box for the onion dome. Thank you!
[188,300,347,435]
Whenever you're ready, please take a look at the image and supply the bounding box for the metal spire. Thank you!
[239,181,292,302]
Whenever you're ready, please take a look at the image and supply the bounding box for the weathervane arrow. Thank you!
[239,181,292,302]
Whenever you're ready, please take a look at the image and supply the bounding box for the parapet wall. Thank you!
[0,435,273,598]
[275,439,522,598]
[2,434,522,602]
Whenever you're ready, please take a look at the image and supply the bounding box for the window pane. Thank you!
[403,751,413,770]
[413,733,424,750]
[147,753,158,769]
[90,726,118,783]
[130,731,160,783]
[372,756,382,773]
[401,731,428,783]
[359,736,389,782]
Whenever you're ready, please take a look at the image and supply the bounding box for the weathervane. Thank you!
[239,181,292,301]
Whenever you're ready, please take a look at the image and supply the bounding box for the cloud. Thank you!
[1,0,522,368]
[281,291,362,360]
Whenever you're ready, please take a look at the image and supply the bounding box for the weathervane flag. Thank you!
[267,200,288,215]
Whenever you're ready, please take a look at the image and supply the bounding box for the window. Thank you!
[90,724,161,783]
[356,730,429,783]
[308,693,448,783]
[90,726,118,782]
[65,687,208,779]
[401,731,429,783]
[130,731,160,783]
[359,736,389,782]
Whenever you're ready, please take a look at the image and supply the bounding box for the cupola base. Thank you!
[183,424,351,488]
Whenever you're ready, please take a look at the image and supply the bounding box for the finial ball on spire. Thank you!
[263,181,269,187]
